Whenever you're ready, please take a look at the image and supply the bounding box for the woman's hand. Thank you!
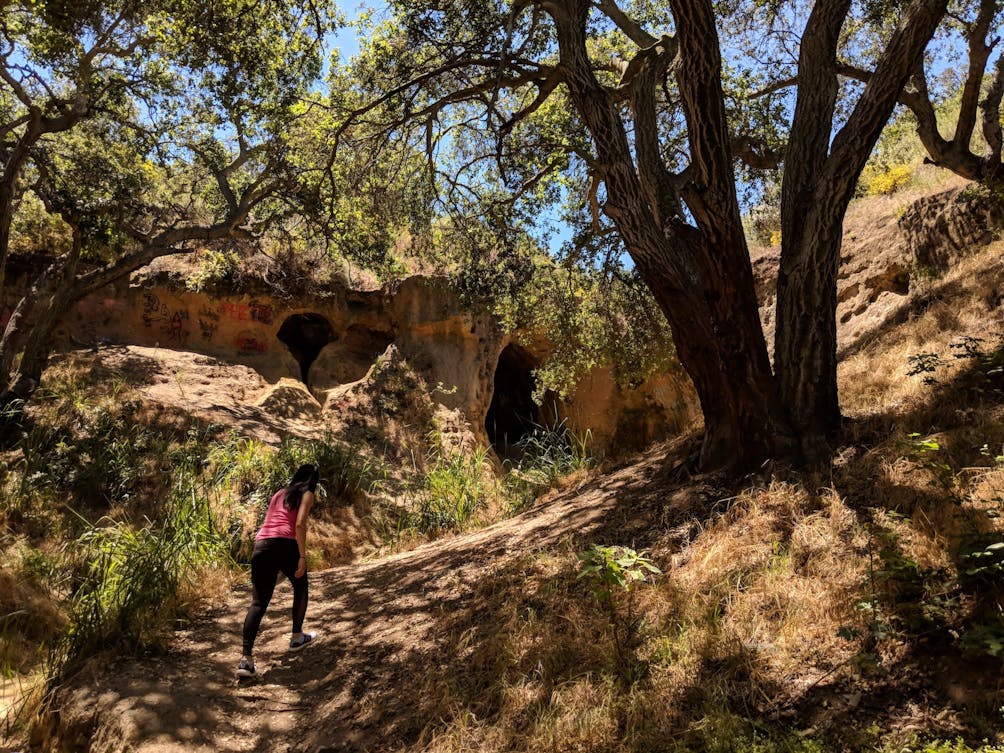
[295,555,307,578]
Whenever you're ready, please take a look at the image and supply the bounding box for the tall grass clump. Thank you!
[503,422,592,511]
[2,392,192,538]
[208,433,378,562]
[416,446,492,534]
[210,432,376,508]
[50,463,229,681]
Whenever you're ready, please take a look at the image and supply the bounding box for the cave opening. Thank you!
[276,313,336,385]
[485,344,559,457]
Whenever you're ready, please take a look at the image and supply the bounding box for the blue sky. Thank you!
[327,2,370,61]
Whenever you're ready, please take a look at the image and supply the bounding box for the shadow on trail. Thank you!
[288,438,740,752]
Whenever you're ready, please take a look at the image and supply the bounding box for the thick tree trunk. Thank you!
[551,0,779,472]
[669,0,787,464]
[776,0,947,458]
[635,247,776,470]
[0,186,14,297]
[0,233,82,410]
[774,205,843,456]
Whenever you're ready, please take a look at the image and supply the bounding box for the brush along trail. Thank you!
[44,439,712,753]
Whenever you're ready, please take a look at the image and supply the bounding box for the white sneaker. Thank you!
[236,657,256,677]
[289,632,316,652]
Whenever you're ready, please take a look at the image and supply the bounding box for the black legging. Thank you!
[242,537,308,655]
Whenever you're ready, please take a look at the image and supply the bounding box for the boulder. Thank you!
[899,185,1004,271]
[255,378,322,420]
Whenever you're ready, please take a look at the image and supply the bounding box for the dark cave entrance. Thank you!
[485,344,560,457]
[276,313,336,385]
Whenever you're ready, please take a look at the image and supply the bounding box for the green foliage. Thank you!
[905,336,1004,398]
[503,423,592,512]
[482,259,676,400]
[52,464,228,678]
[578,545,660,686]
[416,447,492,534]
[578,545,661,602]
[854,103,926,198]
[209,432,376,560]
[745,201,782,246]
[8,192,72,257]
[676,711,827,753]
[189,249,242,292]
[885,739,1004,753]
[906,433,955,490]
[210,432,375,509]
[1,394,180,529]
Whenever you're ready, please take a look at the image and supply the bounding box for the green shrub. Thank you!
[417,447,491,533]
[52,466,228,679]
[2,396,185,528]
[503,422,592,511]
[189,248,241,292]
[578,544,660,686]
[210,432,375,508]
[886,739,1004,753]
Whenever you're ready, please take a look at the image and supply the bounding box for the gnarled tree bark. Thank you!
[549,0,781,471]
[775,0,948,459]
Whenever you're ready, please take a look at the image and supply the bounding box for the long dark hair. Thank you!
[283,463,319,511]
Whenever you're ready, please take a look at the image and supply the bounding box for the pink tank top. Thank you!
[256,489,299,540]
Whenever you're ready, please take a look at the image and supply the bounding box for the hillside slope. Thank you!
[15,183,1004,753]
[38,438,704,753]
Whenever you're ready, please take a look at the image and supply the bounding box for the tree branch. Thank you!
[732,135,784,169]
[592,0,658,47]
[982,53,1004,168]
[951,0,997,154]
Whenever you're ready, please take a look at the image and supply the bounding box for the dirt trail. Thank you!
[45,439,708,753]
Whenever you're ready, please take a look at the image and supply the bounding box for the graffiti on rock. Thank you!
[235,330,268,355]
[220,301,274,325]
[250,302,273,324]
[199,305,221,321]
[142,292,190,343]
[198,318,219,340]
[142,292,168,327]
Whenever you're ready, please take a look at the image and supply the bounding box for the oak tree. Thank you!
[334,0,949,470]
[0,0,334,409]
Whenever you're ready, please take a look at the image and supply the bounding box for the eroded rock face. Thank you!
[255,378,322,419]
[564,366,697,454]
[752,181,1004,355]
[60,273,696,458]
[899,185,1004,272]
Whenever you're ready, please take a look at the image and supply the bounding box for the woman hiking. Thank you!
[237,463,318,678]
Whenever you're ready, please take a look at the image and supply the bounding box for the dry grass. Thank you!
[0,540,67,742]
[402,453,1002,751]
[839,239,1004,422]
[401,485,863,752]
[398,209,1004,749]
[7,178,1004,751]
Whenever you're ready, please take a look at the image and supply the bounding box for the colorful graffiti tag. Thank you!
[235,330,269,355]
[220,301,274,325]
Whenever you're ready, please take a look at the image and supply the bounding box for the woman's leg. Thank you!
[290,572,309,634]
[278,539,309,634]
[242,541,280,656]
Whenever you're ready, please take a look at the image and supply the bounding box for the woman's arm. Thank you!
[294,491,314,578]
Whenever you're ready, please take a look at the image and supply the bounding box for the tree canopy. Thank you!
[327,0,1003,469]
[0,0,337,407]
[2,0,1002,472]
